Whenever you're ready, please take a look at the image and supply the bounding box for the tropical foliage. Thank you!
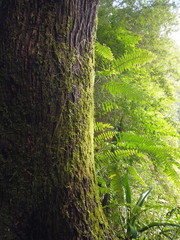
[94,0,180,239]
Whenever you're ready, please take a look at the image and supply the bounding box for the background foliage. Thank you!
[95,0,180,239]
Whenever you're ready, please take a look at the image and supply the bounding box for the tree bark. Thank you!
[0,1,113,239]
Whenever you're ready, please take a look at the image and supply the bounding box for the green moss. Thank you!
[0,2,114,239]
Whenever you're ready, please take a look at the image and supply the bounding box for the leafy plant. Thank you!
[112,176,180,239]
[95,1,180,239]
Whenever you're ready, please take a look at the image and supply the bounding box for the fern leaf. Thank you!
[116,131,180,187]
[95,131,118,144]
[95,41,114,61]
[104,150,117,162]
[128,166,147,187]
[102,101,119,112]
[123,173,132,204]
[98,49,155,76]
[110,172,125,204]
[112,49,155,75]
[102,78,149,102]
[114,149,139,159]
[164,163,180,187]
[95,122,114,132]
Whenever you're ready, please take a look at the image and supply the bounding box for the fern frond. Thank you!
[114,149,140,159]
[112,49,155,75]
[102,79,149,102]
[117,132,179,161]
[98,49,155,76]
[123,173,132,204]
[95,122,114,132]
[116,132,161,147]
[164,163,180,187]
[95,131,118,144]
[102,101,119,113]
[99,149,141,163]
[128,166,147,187]
[95,41,114,61]
[110,172,125,204]
[103,150,118,162]
[116,131,180,187]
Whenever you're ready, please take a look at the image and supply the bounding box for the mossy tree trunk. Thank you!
[0,1,113,239]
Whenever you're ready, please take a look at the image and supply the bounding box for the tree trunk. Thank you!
[0,1,113,239]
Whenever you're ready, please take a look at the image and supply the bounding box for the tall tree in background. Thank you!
[0,1,112,239]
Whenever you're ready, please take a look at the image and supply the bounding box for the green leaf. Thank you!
[112,49,155,75]
[128,223,138,239]
[95,41,114,61]
[123,173,131,204]
[128,166,147,187]
[136,188,152,208]
[139,222,180,233]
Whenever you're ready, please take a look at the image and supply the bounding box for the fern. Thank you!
[95,131,118,144]
[116,131,180,187]
[102,77,149,102]
[101,101,119,113]
[112,49,155,74]
[98,49,155,76]
[128,166,147,187]
[94,122,114,132]
[110,171,125,204]
[116,132,161,147]
[164,163,180,187]
[95,41,114,61]
[99,149,139,163]
[115,149,141,160]
[123,173,132,205]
